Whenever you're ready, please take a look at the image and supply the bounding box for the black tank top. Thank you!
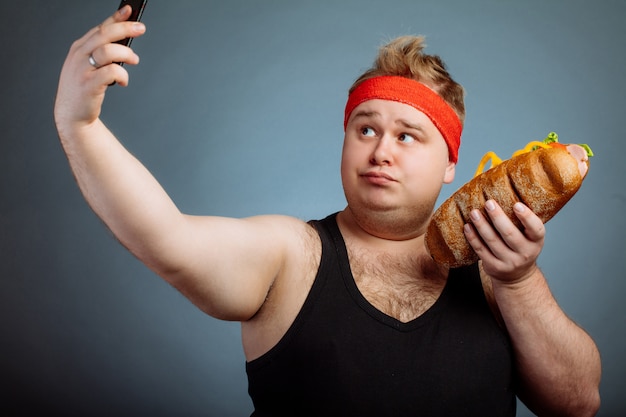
[246,213,516,416]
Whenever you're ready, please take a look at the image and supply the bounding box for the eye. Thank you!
[361,126,376,137]
[398,133,416,143]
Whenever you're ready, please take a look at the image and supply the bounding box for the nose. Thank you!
[370,135,394,166]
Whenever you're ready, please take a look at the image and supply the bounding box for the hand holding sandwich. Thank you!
[464,199,544,283]
[425,133,592,271]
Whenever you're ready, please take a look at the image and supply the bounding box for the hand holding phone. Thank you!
[111,0,147,76]
[116,0,148,48]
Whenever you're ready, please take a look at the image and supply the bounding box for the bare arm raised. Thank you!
[53,6,300,321]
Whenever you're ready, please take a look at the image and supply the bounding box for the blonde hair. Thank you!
[350,36,465,125]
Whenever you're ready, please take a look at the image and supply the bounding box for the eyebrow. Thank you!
[351,110,425,132]
[396,118,425,133]
[350,110,380,122]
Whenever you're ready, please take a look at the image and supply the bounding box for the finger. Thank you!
[89,43,140,70]
[75,6,134,50]
[95,64,131,87]
[86,21,146,54]
[463,222,497,262]
[512,202,546,242]
[464,217,518,274]
[470,205,510,257]
[466,204,539,282]
[78,7,145,61]
[106,4,137,27]
[482,200,528,251]
[81,17,145,84]
[484,200,545,248]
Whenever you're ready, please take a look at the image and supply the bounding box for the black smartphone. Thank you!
[115,0,148,48]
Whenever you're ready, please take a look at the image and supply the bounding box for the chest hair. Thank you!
[347,245,447,323]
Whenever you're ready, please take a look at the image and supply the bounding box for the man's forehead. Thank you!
[349,100,432,128]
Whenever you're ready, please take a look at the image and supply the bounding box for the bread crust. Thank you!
[425,147,585,268]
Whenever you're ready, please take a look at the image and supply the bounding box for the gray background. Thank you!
[1,1,624,416]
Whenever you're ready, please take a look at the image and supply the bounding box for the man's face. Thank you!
[341,99,456,235]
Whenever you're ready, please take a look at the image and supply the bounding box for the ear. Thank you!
[443,160,456,184]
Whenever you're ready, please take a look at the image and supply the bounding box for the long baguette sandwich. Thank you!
[425,133,593,268]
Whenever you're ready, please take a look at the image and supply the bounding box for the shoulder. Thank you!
[276,214,322,277]
[249,214,321,253]
[243,214,322,290]
[217,214,320,253]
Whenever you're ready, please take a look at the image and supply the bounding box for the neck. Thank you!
[338,205,429,242]
[336,207,448,280]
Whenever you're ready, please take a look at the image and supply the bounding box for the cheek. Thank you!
[340,144,355,183]
[403,153,449,186]
[340,139,364,170]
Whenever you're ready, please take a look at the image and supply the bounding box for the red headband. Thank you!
[344,76,462,163]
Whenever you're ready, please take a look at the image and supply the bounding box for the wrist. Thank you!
[489,263,543,292]
[56,118,104,147]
